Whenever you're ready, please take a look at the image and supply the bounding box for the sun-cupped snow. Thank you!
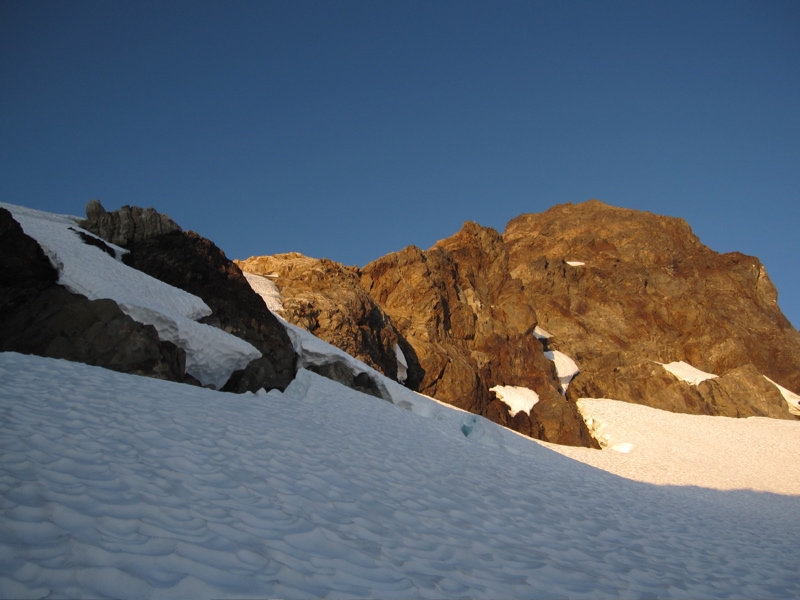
[544,350,580,392]
[490,385,539,416]
[241,271,283,313]
[565,260,585,266]
[544,397,800,496]
[659,360,718,385]
[2,351,799,600]
[764,376,800,415]
[2,202,261,388]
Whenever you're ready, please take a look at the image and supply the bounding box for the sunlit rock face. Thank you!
[236,253,403,382]
[503,199,800,418]
[360,222,595,447]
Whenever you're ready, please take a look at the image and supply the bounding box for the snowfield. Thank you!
[1,352,800,600]
[2,202,800,599]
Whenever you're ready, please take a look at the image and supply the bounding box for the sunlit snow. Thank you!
[660,360,718,385]
[565,260,585,266]
[765,376,800,416]
[544,398,800,495]
[241,271,283,313]
[544,350,580,392]
[533,325,552,340]
[490,385,539,416]
[394,343,408,384]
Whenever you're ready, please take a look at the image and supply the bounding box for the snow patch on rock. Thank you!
[659,361,718,385]
[764,376,800,416]
[491,385,539,417]
[118,303,261,389]
[394,343,408,384]
[544,350,580,392]
[2,202,211,320]
[242,271,283,313]
[2,202,262,389]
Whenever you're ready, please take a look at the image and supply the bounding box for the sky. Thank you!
[1,0,799,326]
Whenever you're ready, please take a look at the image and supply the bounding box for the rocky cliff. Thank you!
[239,200,799,447]
[360,223,594,446]
[239,222,597,447]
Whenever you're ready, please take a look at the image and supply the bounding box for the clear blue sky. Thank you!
[2,0,799,327]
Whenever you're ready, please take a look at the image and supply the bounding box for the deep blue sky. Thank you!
[2,1,799,327]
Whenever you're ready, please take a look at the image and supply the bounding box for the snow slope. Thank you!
[1,203,260,388]
[241,271,283,313]
[2,352,800,600]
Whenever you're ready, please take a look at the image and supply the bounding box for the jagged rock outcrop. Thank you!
[0,207,187,381]
[240,201,799,445]
[504,200,800,418]
[236,253,403,380]
[361,222,597,447]
[121,231,296,392]
[78,199,181,247]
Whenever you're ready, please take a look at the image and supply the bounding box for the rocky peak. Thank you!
[503,200,800,419]
[505,200,706,271]
[78,199,181,247]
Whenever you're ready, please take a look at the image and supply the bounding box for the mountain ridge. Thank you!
[2,199,798,452]
[239,199,800,442]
